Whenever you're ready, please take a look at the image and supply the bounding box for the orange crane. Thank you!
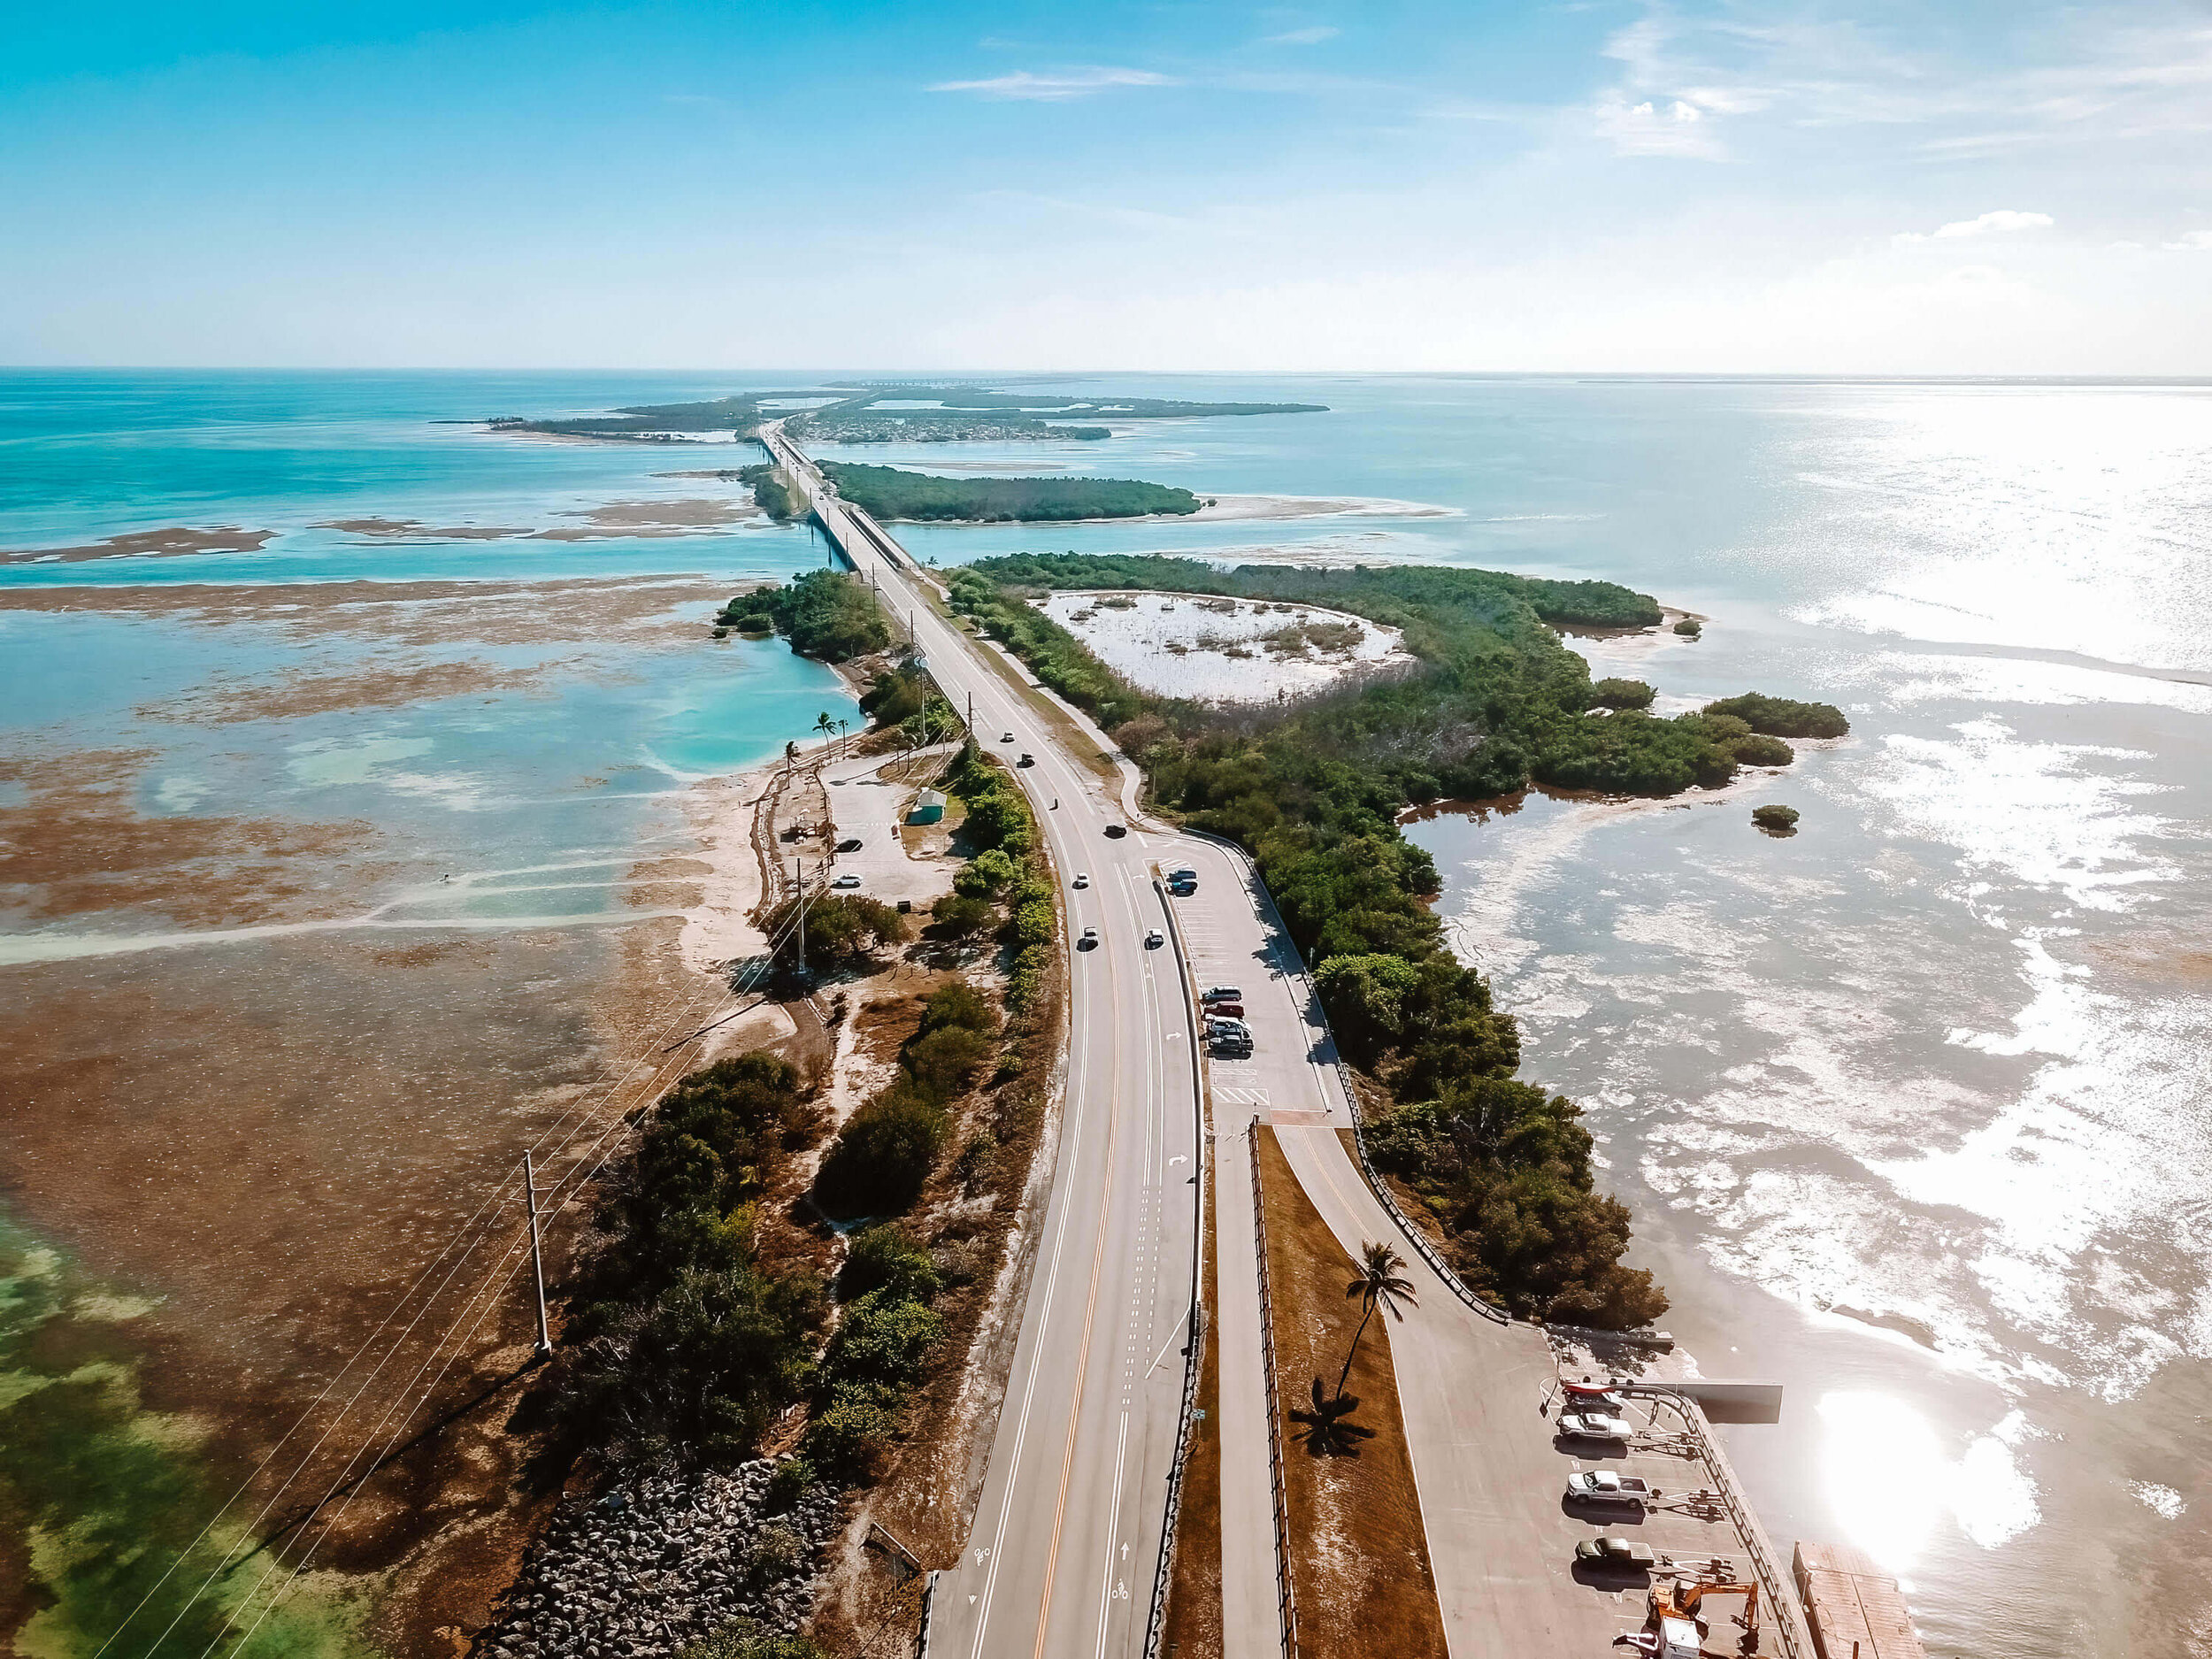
[1650,1563,1762,1653]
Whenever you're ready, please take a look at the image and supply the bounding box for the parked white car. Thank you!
[831,873,861,889]
[1556,1413,1633,1440]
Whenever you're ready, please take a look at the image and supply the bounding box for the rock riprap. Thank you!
[474,1459,841,1659]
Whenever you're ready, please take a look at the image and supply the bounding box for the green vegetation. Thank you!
[819,463,1202,523]
[541,1027,982,1484]
[937,742,1057,1012]
[760,891,907,972]
[1752,803,1801,832]
[680,1620,829,1659]
[549,1052,826,1465]
[1702,692,1850,739]
[1672,618,1702,637]
[1590,677,1655,710]
[733,463,806,521]
[818,384,1327,419]
[793,412,1110,443]
[719,569,890,662]
[1364,1084,1663,1327]
[495,383,1325,444]
[0,1217,364,1659]
[966,549,1663,631]
[814,979,997,1217]
[939,551,1833,1325]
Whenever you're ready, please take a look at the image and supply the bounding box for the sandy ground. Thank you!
[2,526,278,563]
[1040,589,1415,703]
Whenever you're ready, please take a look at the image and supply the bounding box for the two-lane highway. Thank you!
[764,427,1204,1659]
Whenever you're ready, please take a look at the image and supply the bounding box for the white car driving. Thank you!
[1072,872,1090,889]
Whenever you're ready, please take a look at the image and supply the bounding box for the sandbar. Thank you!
[1,526,276,564]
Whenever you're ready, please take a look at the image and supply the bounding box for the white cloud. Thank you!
[1936,209,2056,238]
[927,66,1175,101]
[2163,229,2212,250]
[1895,210,2055,245]
[1265,26,1340,46]
[1594,95,1720,157]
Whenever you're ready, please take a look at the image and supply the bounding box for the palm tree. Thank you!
[1336,1240,1417,1401]
[784,740,798,775]
[836,717,850,760]
[813,710,835,766]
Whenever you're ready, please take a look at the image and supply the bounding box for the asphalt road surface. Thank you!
[767,428,1204,1659]
[761,427,1797,1659]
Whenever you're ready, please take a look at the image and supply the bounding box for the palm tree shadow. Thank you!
[1289,1376,1376,1458]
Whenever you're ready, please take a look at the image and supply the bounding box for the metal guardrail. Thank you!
[1183,830,1512,1328]
[1248,1122,1299,1659]
[1141,1299,1207,1659]
[1141,878,1211,1659]
[913,1567,938,1658]
[1624,1388,1809,1659]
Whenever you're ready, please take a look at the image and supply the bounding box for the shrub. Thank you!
[824,1287,945,1389]
[954,848,1019,898]
[918,980,998,1037]
[1590,677,1655,710]
[1701,693,1848,739]
[1752,803,1801,832]
[549,1264,824,1465]
[679,1619,828,1659]
[1732,733,1795,767]
[748,1521,808,1582]
[930,894,995,940]
[764,892,906,970]
[802,1392,898,1479]
[903,1025,993,1101]
[838,1224,941,1303]
[815,1089,947,1216]
[1365,1084,1667,1329]
[723,569,889,662]
[763,1457,814,1511]
[1673,618,1702,637]
[1314,952,1421,1060]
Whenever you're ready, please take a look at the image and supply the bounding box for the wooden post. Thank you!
[525,1150,553,1361]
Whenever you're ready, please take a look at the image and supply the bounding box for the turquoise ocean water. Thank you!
[5,373,2212,1656]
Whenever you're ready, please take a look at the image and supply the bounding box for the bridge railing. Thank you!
[1141,877,1212,1659]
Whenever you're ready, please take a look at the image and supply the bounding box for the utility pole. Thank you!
[525,1150,553,1361]
[795,856,806,979]
[966,689,974,734]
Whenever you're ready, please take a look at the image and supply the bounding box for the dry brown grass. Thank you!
[1159,1149,1224,1659]
[1255,1128,1447,1659]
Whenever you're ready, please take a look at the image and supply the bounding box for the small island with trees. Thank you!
[944,549,1848,1327]
[486,381,1327,444]
[820,462,1202,523]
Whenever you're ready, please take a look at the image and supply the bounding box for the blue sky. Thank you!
[4,1,2208,371]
